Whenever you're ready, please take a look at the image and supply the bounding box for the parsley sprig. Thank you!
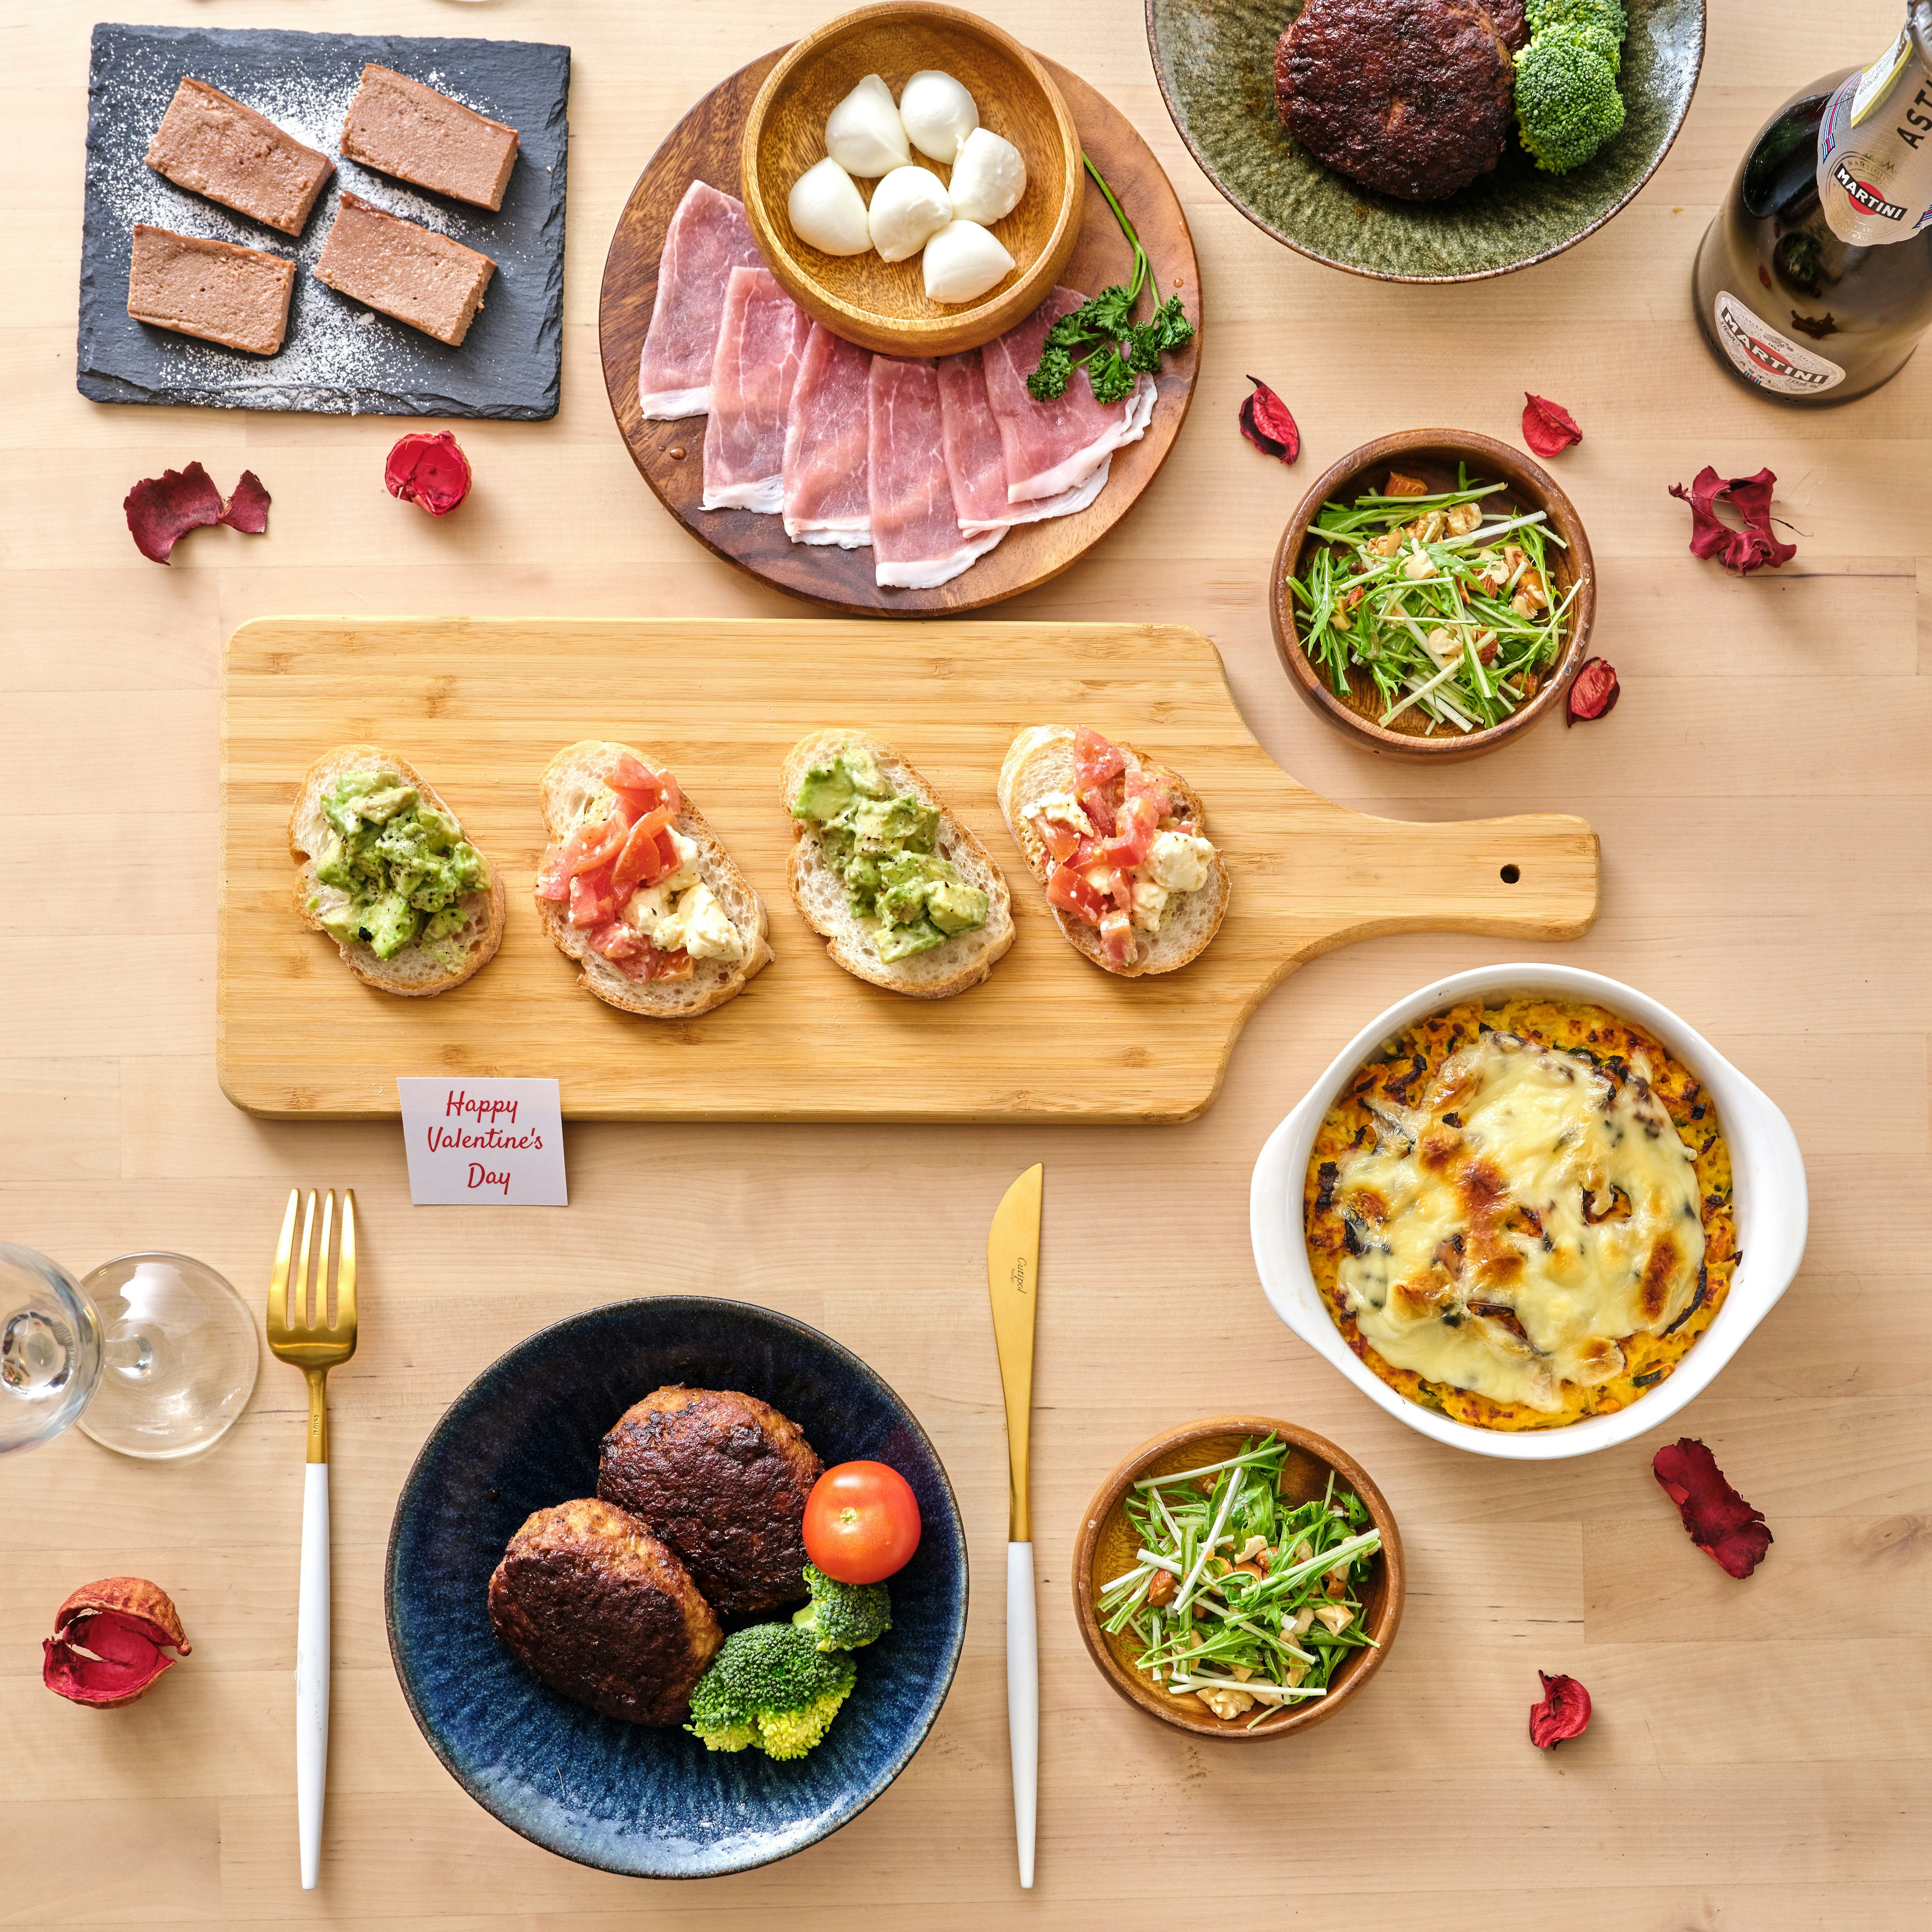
[1025,155,1195,405]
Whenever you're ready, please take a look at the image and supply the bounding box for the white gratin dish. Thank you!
[1249,963,1808,1461]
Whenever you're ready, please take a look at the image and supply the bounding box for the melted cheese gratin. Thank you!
[1331,1030,1705,1414]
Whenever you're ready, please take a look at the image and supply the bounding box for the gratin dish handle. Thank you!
[296,1461,330,1890]
[1731,1071,1811,1313]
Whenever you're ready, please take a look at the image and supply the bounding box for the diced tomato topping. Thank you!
[534,843,571,901]
[568,868,616,929]
[1100,791,1161,867]
[609,752,661,796]
[1046,862,1110,924]
[590,922,645,960]
[1099,908,1137,967]
[611,807,677,895]
[563,813,627,877]
[1074,727,1125,793]
[654,947,694,982]
[1108,866,1136,915]
[1125,767,1175,820]
[1079,788,1117,838]
[1031,810,1083,864]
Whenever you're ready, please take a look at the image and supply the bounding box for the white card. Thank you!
[397,1078,568,1205]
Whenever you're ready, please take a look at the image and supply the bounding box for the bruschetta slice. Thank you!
[290,743,504,996]
[999,725,1229,977]
[782,729,1013,998]
[534,740,771,1018]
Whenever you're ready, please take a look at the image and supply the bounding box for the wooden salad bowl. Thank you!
[741,1,1083,356]
[1073,1415,1404,1741]
[1270,428,1596,762]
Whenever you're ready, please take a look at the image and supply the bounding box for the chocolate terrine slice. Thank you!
[127,225,296,355]
[313,192,496,347]
[144,77,335,237]
[341,65,520,212]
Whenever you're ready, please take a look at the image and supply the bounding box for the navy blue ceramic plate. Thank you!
[386,1297,968,1878]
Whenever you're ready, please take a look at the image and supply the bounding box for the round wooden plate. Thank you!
[597,47,1201,618]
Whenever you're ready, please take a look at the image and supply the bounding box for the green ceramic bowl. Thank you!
[1145,0,1705,282]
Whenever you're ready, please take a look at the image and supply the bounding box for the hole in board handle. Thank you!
[1500,864,1520,884]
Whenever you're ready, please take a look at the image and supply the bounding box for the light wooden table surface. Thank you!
[4,2,1928,1926]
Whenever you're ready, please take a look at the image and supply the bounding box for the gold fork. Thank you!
[267,1188,357,1893]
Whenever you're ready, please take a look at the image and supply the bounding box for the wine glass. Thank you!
[0,1243,259,1459]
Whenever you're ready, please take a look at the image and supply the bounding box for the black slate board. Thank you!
[78,23,570,418]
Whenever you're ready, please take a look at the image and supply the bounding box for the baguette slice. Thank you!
[536,740,772,1019]
[289,744,504,996]
[782,729,1014,999]
[998,726,1230,978]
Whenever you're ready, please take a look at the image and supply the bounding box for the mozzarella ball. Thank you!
[922,219,1016,303]
[867,165,952,263]
[899,69,979,165]
[826,73,911,177]
[946,127,1027,224]
[787,155,872,256]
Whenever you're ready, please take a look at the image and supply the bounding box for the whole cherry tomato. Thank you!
[803,1462,921,1584]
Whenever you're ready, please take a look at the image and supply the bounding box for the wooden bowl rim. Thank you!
[1072,1413,1405,1741]
[740,0,1083,355]
[1269,427,1596,761]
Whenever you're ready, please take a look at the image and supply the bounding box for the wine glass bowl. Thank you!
[0,1245,103,1456]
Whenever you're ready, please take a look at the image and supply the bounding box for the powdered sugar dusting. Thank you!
[79,24,570,418]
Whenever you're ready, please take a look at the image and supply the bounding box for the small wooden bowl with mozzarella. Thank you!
[741,2,1082,355]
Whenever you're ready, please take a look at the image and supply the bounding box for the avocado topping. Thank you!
[309,770,490,962]
[791,749,988,960]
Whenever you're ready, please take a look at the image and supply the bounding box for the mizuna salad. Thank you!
[1096,1433,1383,1727]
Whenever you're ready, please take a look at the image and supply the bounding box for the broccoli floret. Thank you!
[1514,31,1626,175]
[1536,18,1622,76]
[1525,0,1626,40]
[793,1564,893,1652]
[686,1624,856,1761]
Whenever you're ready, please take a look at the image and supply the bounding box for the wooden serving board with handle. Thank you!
[218,618,1598,1122]
[596,49,1200,618]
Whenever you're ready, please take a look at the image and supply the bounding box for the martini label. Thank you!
[1712,292,1847,395]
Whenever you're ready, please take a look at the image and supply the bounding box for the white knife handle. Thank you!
[1007,1541,1038,1890]
[296,1460,331,1890]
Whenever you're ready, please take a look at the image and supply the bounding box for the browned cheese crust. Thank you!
[1274,0,1518,202]
[1304,998,1739,1431]
[597,1387,824,1617]
[486,1497,722,1725]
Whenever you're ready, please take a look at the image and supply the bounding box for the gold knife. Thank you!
[987,1162,1041,1890]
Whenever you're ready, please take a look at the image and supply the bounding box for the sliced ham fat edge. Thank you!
[937,350,1113,536]
[637,180,764,420]
[701,267,812,514]
[782,325,873,547]
[868,356,1005,590]
[981,286,1157,504]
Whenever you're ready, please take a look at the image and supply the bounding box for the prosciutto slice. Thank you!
[701,267,811,514]
[782,325,873,547]
[937,350,1112,536]
[637,181,764,420]
[981,287,1157,504]
[868,356,1005,590]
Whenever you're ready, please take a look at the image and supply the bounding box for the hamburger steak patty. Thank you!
[487,1497,722,1725]
[598,1387,825,1617]
[1276,0,1519,202]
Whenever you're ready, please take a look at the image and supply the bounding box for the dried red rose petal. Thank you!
[1668,465,1796,575]
[124,464,272,563]
[219,469,272,535]
[386,430,472,515]
[1239,375,1299,464]
[43,1577,191,1708]
[1529,1671,1591,1748]
[125,461,225,564]
[1566,656,1619,726]
[1522,392,1582,457]
[1653,1437,1773,1579]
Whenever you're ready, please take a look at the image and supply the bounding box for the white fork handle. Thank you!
[296,1461,330,1890]
[1006,1541,1037,1890]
